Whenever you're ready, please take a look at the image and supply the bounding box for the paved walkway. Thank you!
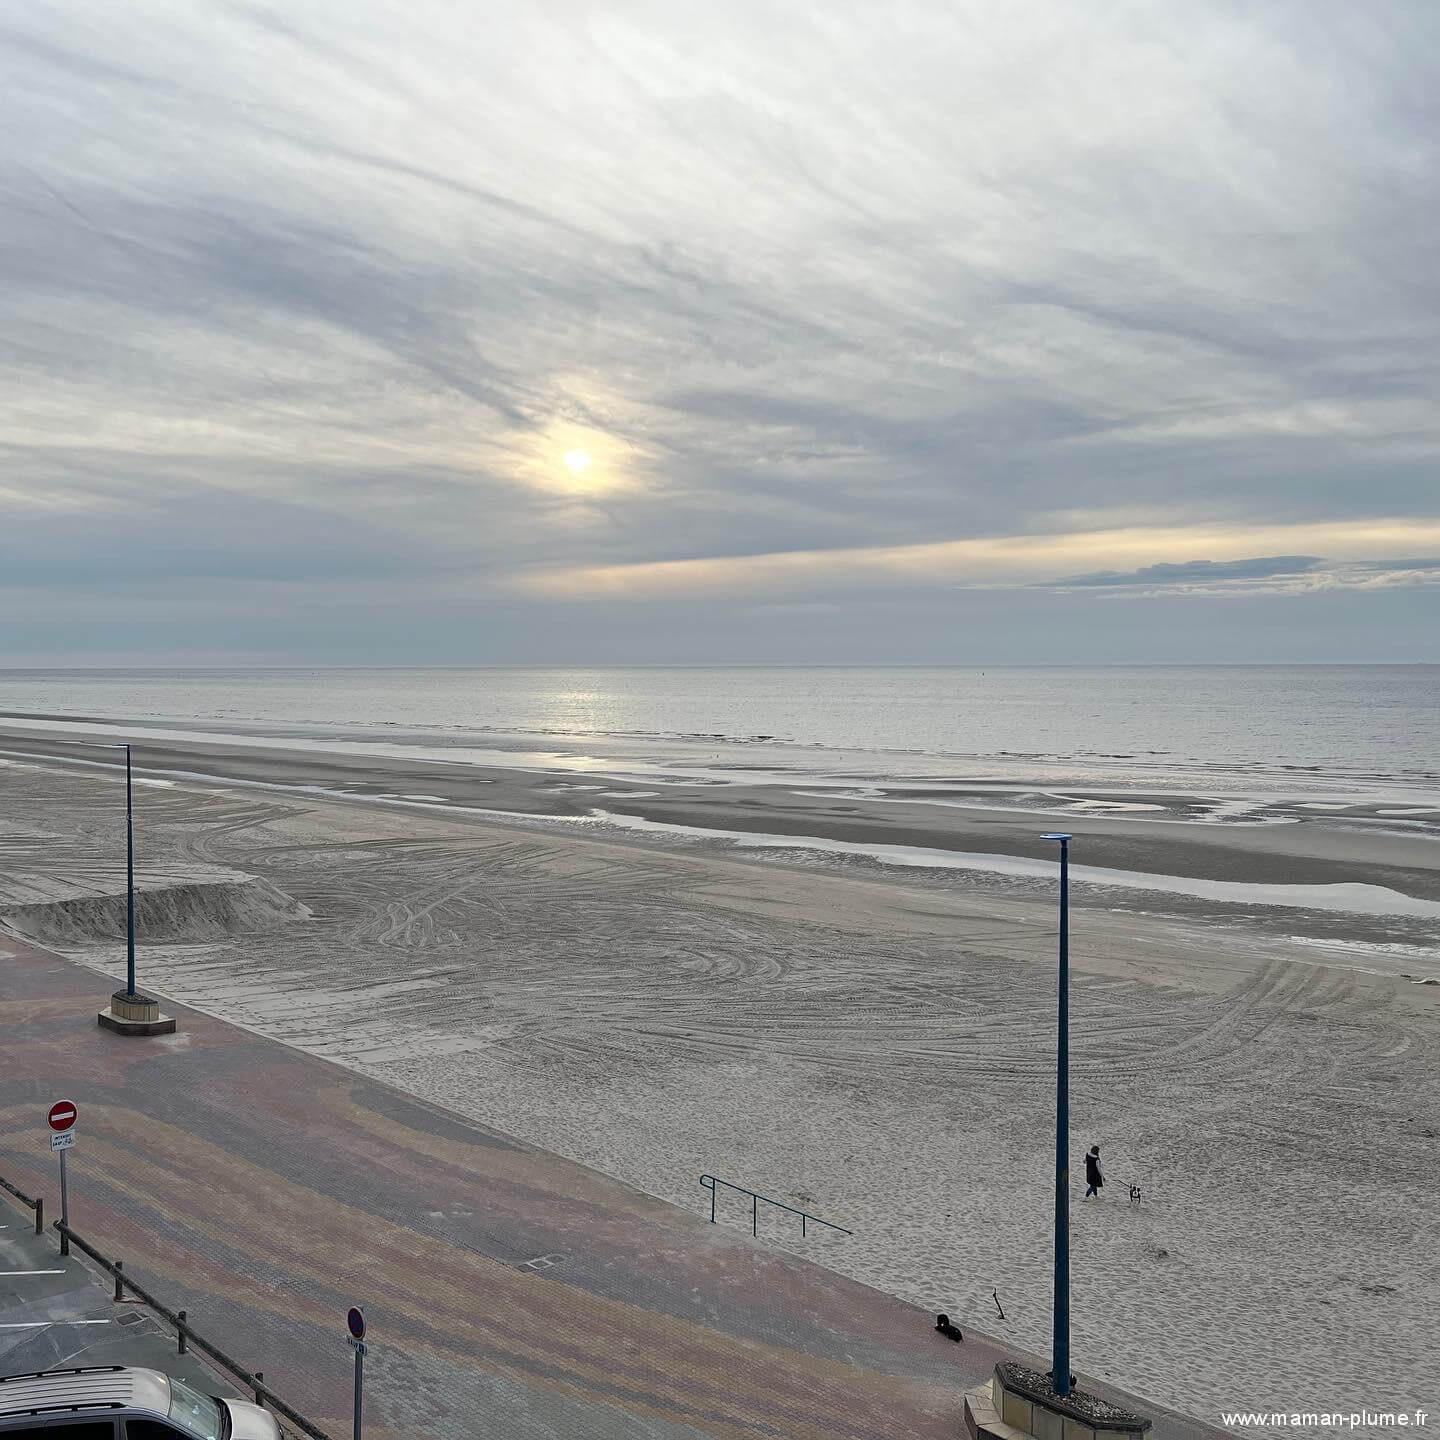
[0,937,1220,1440]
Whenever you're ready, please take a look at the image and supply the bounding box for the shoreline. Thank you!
[3,701,1439,796]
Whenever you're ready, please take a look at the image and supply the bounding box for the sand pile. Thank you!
[0,873,309,946]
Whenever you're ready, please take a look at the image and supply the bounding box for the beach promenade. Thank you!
[0,934,1222,1440]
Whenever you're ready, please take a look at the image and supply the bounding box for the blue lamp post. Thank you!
[121,742,136,998]
[71,740,138,997]
[1041,832,1072,1396]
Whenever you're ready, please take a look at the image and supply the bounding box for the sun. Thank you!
[511,422,637,495]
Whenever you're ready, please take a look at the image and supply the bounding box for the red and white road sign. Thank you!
[47,1101,78,1133]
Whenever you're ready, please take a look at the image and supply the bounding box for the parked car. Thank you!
[0,1365,280,1437]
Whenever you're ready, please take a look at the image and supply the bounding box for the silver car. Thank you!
[0,1365,280,1438]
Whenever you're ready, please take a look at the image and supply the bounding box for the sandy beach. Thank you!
[2,727,1438,1432]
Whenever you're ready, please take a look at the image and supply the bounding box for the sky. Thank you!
[2,0,1438,664]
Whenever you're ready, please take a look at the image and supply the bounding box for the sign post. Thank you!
[48,1102,78,1256]
[347,1307,366,1440]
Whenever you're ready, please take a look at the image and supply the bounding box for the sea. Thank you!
[0,665,1436,800]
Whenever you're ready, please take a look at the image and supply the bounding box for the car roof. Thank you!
[0,1365,172,1418]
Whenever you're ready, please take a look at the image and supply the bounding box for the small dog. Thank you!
[1129,1184,1142,1208]
[935,1313,963,1342]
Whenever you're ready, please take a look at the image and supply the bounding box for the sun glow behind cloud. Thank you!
[499,413,647,498]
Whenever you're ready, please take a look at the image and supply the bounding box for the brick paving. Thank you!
[0,936,1223,1440]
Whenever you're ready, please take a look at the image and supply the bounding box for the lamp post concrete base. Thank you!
[965,1364,1150,1440]
[98,989,176,1037]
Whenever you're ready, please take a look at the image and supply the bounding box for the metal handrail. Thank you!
[699,1174,852,1239]
[54,1220,332,1440]
[0,1173,44,1235]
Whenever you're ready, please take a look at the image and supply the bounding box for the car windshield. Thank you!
[167,1374,228,1439]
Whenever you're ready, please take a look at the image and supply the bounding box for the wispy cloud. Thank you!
[1,1,1437,660]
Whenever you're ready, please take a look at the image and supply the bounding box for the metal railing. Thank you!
[0,1173,44,1235]
[53,1220,333,1440]
[699,1174,852,1239]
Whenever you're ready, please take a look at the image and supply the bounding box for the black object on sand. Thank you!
[935,1313,963,1342]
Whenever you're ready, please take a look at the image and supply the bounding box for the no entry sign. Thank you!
[50,1100,78,1258]
[47,1101,78,1133]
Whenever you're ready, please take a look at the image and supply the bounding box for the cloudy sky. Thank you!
[3,0,1437,663]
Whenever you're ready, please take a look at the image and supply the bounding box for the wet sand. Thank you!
[1,720,1436,912]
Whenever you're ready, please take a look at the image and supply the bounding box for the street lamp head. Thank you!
[1040,832,1072,843]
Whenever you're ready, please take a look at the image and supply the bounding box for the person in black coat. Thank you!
[1084,1144,1104,1199]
